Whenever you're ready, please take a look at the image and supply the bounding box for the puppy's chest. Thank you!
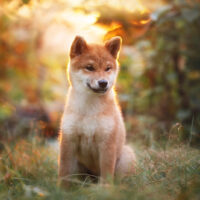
[63,113,114,139]
[76,116,99,137]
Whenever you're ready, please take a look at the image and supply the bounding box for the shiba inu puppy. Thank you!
[59,36,136,187]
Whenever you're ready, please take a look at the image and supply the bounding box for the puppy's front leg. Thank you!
[99,141,116,184]
[58,133,76,188]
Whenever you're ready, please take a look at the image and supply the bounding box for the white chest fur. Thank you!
[61,112,114,139]
[61,88,115,139]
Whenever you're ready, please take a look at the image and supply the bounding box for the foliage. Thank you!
[116,0,200,145]
[0,0,66,138]
[142,0,200,144]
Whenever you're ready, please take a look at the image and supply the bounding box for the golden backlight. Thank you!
[2,0,151,50]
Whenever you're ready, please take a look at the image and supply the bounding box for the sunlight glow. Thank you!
[7,0,152,54]
[122,0,149,14]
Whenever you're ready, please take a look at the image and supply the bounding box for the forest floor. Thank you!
[0,136,199,200]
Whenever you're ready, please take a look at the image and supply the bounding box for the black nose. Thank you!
[98,80,108,89]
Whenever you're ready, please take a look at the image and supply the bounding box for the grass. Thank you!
[0,136,199,200]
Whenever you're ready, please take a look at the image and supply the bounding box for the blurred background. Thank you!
[0,0,200,146]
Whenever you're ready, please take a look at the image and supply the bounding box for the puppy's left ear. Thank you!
[105,36,122,59]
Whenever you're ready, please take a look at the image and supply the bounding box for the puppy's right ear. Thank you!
[70,36,88,58]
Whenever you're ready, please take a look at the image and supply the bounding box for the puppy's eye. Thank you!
[105,66,112,72]
[85,65,95,71]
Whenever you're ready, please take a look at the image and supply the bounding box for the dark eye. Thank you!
[85,65,95,71]
[105,66,112,72]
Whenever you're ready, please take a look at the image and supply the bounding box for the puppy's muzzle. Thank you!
[87,80,108,93]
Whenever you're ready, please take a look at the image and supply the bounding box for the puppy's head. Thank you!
[68,36,122,94]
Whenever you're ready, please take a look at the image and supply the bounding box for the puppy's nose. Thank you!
[98,80,108,89]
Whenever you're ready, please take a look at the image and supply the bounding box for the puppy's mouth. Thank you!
[87,83,108,94]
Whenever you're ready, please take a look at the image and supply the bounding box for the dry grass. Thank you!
[0,136,199,200]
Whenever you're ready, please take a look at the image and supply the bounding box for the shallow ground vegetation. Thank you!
[0,136,199,200]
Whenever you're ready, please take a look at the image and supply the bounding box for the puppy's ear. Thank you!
[105,36,122,59]
[70,36,88,58]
